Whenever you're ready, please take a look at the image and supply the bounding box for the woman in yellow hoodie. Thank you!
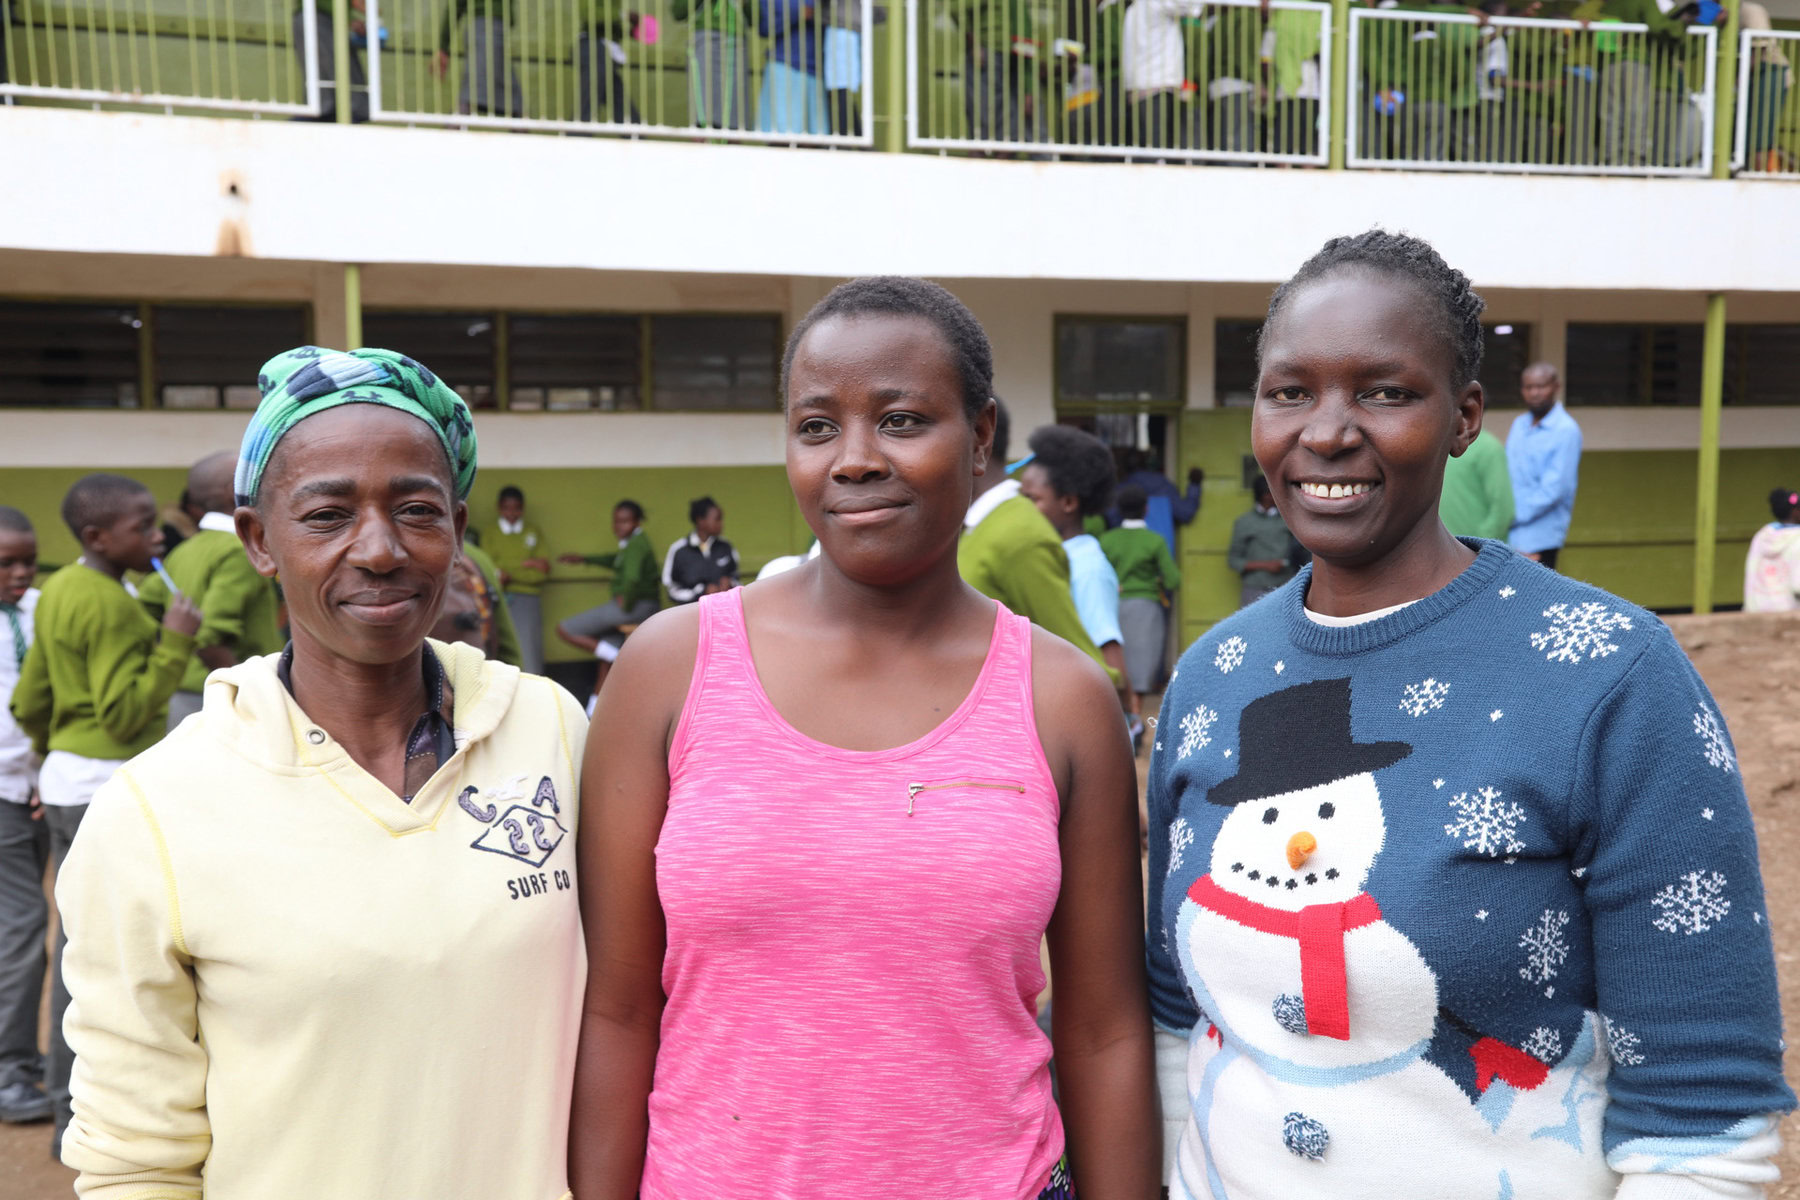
[55,348,588,1200]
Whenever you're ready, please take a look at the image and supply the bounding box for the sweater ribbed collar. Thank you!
[1279,538,1512,658]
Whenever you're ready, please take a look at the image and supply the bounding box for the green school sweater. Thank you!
[581,529,661,610]
[463,542,524,669]
[1100,524,1181,602]
[671,0,749,37]
[959,495,1108,674]
[1439,427,1516,542]
[1227,506,1298,593]
[484,523,549,596]
[10,564,195,760]
[138,528,283,695]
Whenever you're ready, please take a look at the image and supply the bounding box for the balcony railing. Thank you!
[907,0,1331,165]
[1,0,1793,180]
[1734,28,1797,177]
[365,0,872,144]
[0,0,321,114]
[1349,9,1715,176]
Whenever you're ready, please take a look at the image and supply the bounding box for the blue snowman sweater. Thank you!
[1146,540,1793,1200]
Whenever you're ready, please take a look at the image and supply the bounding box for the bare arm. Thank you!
[1033,630,1160,1198]
[567,605,699,1198]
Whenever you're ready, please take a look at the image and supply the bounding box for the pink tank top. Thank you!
[646,590,1065,1199]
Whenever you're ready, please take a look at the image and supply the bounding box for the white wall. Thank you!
[7,107,1800,293]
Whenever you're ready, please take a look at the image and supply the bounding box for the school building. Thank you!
[3,0,1799,662]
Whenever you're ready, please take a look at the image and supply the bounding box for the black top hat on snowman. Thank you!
[1208,677,1413,807]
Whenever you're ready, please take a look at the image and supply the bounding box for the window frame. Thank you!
[1054,314,1189,416]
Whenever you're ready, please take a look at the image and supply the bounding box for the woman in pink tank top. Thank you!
[568,279,1159,1200]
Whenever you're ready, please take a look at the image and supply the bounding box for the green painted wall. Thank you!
[1173,408,1798,643]
[0,463,805,665]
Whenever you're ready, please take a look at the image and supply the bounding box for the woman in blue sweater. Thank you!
[1146,230,1792,1200]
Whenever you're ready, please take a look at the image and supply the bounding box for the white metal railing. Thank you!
[365,0,873,147]
[1347,8,1715,177]
[0,0,321,115]
[1733,29,1797,177]
[906,0,1332,166]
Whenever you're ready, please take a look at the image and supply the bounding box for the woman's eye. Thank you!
[882,412,924,430]
[1267,386,1308,403]
[796,418,834,437]
[1364,387,1415,403]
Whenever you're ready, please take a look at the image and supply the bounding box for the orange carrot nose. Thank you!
[1286,831,1317,870]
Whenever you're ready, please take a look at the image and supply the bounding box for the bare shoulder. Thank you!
[589,602,703,759]
[1030,624,1117,710]
[1029,625,1124,765]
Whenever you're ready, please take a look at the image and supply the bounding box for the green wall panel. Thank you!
[0,463,802,665]
[1173,408,1798,645]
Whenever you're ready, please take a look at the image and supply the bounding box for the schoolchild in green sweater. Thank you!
[958,402,1112,682]
[558,499,660,703]
[485,485,549,672]
[138,452,283,731]
[1100,483,1181,701]
[1438,425,1514,540]
[8,472,200,1149]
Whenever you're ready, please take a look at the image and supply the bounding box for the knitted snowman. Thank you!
[1171,679,1502,1198]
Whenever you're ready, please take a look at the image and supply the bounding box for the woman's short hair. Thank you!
[1260,229,1486,390]
[689,495,720,525]
[782,277,994,423]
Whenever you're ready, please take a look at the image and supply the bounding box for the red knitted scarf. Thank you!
[1187,873,1382,1041]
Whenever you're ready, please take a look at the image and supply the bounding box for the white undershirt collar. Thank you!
[965,478,1022,530]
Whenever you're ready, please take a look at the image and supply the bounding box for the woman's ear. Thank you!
[1449,381,1485,458]
[972,398,998,478]
[236,505,278,579]
[453,501,469,546]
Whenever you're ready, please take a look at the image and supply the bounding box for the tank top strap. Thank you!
[668,590,753,777]
[997,605,1040,741]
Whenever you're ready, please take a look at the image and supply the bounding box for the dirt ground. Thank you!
[1670,612,1800,1198]
[4,611,1799,1196]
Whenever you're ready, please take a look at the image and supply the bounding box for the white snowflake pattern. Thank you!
[1518,909,1571,987]
[1475,909,1489,921]
[1522,1026,1563,1063]
[1651,870,1731,935]
[1490,710,1504,722]
[1178,705,1218,760]
[1499,585,1517,599]
[1433,778,1445,789]
[1702,808,1715,821]
[1445,786,1528,857]
[1214,636,1247,674]
[1168,818,1196,876]
[1693,705,1737,774]
[1604,1017,1646,1067]
[1399,678,1451,718]
[1274,660,1285,675]
[1529,602,1635,664]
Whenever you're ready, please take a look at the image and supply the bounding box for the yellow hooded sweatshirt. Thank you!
[57,640,587,1200]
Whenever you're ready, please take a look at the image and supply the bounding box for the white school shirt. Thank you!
[0,587,40,803]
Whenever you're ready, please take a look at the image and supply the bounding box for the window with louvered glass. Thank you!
[508,314,642,412]
[649,316,780,412]
[153,306,308,410]
[0,301,140,407]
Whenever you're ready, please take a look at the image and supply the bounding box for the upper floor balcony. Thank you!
[3,0,1796,178]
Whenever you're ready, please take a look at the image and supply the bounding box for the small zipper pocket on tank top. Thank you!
[906,779,1026,816]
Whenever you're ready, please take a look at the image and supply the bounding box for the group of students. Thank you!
[0,243,1793,1200]
[304,0,871,136]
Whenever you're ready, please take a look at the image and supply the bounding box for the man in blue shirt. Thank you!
[1506,361,1582,570]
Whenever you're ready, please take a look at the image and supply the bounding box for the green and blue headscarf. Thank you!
[234,346,478,507]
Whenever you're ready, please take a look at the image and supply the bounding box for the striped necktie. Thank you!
[0,604,23,669]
